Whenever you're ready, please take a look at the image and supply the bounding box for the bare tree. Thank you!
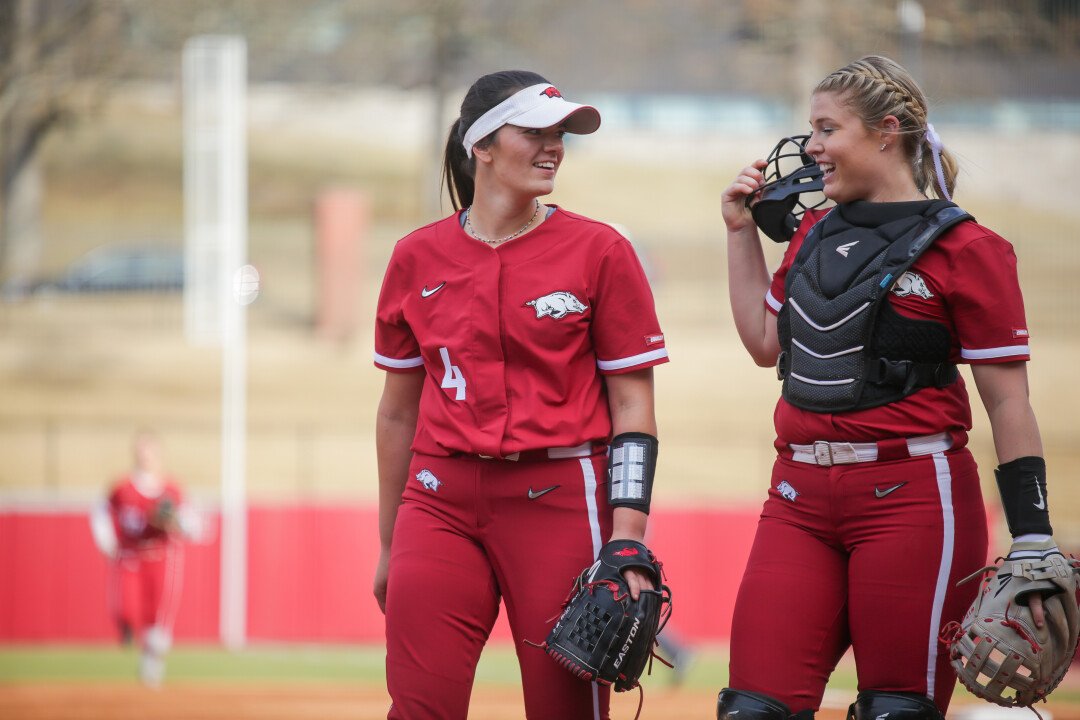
[0,0,126,284]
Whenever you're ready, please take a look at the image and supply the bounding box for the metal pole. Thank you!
[183,34,249,650]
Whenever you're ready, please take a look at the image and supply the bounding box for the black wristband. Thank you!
[994,456,1053,537]
[607,432,658,514]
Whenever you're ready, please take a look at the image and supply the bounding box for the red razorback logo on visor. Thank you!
[613,548,640,557]
[541,86,562,98]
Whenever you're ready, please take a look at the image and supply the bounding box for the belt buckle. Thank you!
[813,440,833,467]
[830,442,860,464]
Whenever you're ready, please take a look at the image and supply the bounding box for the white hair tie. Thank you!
[924,122,951,201]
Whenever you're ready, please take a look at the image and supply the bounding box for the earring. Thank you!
[880,144,888,151]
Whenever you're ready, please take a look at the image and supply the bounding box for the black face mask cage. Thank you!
[746,134,828,243]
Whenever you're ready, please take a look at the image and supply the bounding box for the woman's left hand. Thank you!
[1030,592,1047,628]
[621,566,655,601]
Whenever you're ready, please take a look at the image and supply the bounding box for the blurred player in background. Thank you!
[90,428,195,687]
[373,70,668,719]
[717,55,1064,720]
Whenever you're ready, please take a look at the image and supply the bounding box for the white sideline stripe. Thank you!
[792,338,863,359]
[765,290,783,313]
[596,348,668,371]
[373,352,424,369]
[960,345,1030,360]
[790,298,870,332]
[927,452,955,700]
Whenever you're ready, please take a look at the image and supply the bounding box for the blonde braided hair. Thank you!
[816,55,957,200]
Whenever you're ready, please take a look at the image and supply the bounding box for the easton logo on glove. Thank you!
[538,539,672,700]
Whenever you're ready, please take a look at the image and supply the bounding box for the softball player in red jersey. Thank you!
[718,56,1061,720]
[90,430,187,687]
[374,70,668,720]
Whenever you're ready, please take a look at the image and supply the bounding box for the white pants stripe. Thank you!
[156,542,185,632]
[926,451,955,700]
[578,456,603,719]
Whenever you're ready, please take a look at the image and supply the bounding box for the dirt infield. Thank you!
[3,682,1080,720]
[0,682,711,720]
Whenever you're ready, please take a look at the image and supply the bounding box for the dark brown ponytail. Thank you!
[441,70,549,210]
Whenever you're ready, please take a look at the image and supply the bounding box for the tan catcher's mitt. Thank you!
[942,539,1080,708]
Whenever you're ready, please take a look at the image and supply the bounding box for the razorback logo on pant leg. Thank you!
[776,480,800,502]
[525,291,587,319]
[415,469,441,492]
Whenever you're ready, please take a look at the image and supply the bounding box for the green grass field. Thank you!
[0,643,727,688]
[3,643,1080,720]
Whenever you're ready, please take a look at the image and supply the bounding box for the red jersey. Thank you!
[374,207,668,458]
[108,475,184,554]
[765,208,1030,446]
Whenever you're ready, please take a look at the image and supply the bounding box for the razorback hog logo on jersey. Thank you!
[776,480,800,502]
[119,506,147,535]
[525,291,588,320]
[541,86,562,98]
[415,469,441,492]
[891,271,933,300]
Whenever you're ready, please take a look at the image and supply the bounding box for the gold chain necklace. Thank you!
[465,199,541,245]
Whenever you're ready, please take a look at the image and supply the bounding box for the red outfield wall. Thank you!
[0,506,761,644]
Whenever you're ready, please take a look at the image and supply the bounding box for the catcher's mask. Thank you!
[746,134,827,243]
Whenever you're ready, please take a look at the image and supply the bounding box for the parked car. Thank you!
[3,244,185,298]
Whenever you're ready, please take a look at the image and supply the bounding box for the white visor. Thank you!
[462,83,601,158]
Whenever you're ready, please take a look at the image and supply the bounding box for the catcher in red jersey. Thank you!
[717,55,1071,720]
[89,429,195,687]
[374,70,668,720]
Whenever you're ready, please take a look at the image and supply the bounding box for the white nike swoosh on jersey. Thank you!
[421,282,446,298]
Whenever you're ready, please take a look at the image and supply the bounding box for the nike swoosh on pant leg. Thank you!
[527,485,560,500]
[874,482,907,498]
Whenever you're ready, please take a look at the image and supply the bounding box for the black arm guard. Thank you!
[607,432,658,514]
[994,456,1053,537]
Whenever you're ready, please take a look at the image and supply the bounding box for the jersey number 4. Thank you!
[439,347,466,400]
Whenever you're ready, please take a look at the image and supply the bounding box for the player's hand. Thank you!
[609,508,654,600]
[621,567,655,602]
[722,159,767,233]
[1030,592,1047,628]
[373,547,391,614]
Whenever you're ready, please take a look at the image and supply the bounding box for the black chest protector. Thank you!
[777,200,973,412]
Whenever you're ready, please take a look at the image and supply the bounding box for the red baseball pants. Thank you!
[385,452,614,720]
[728,448,988,715]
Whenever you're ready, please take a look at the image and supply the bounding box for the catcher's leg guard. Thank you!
[717,688,802,720]
[846,691,943,720]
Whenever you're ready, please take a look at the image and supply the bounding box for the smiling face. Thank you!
[806,91,891,204]
[133,432,163,475]
[480,123,566,199]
